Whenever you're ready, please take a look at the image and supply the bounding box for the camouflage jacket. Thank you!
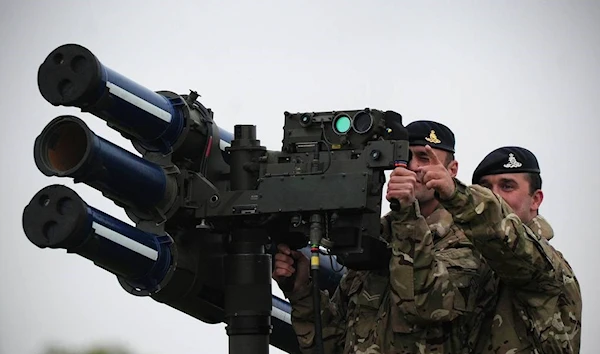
[286,202,498,354]
[440,180,582,354]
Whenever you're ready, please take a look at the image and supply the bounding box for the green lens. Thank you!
[334,115,351,134]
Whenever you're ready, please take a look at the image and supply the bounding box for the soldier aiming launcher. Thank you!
[22,44,410,354]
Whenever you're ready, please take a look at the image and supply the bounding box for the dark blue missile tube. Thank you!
[33,115,176,212]
[37,43,234,155]
[270,296,299,352]
[22,184,175,294]
[37,44,184,150]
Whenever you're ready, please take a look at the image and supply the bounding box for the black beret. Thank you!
[405,120,455,153]
[472,146,541,184]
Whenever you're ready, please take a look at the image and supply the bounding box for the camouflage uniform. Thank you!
[286,201,498,354]
[440,180,582,353]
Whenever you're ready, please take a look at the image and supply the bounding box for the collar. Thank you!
[526,214,554,241]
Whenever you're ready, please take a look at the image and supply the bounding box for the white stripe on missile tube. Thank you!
[271,305,292,325]
[106,82,173,123]
[92,222,159,261]
[220,139,231,151]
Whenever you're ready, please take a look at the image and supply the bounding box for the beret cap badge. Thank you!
[424,130,441,144]
[503,153,523,168]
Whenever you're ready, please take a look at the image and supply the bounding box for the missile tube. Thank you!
[22,184,176,294]
[33,115,177,213]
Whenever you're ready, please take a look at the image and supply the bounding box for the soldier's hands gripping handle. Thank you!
[387,162,417,210]
[273,244,310,294]
[388,161,408,211]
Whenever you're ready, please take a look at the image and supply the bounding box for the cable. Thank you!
[311,244,324,354]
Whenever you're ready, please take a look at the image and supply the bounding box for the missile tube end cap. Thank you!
[22,184,89,250]
[38,44,102,107]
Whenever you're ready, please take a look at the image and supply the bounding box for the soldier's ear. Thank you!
[447,160,459,178]
[530,189,543,213]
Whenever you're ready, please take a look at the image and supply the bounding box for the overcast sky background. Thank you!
[1,1,598,353]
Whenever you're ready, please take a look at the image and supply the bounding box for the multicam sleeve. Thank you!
[439,180,561,291]
[286,275,348,354]
[386,202,494,325]
[440,180,583,353]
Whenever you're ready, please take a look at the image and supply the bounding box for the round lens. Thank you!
[352,111,373,134]
[300,114,311,126]
[333,115,352,134]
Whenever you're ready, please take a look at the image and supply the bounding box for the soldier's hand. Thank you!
[386,166,417,205]
[272,243,310,293]
[416,145,456,199]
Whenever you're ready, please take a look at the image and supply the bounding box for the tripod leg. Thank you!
[225,229,272,354]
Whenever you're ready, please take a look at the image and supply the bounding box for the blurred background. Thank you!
[1,1,598,353]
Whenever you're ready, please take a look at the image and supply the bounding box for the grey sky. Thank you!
[1,1,598,353]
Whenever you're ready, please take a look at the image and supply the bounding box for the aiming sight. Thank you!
[23,43,410,354]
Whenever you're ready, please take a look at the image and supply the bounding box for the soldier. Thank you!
[423,145,582,353]
[272,121,498,353]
